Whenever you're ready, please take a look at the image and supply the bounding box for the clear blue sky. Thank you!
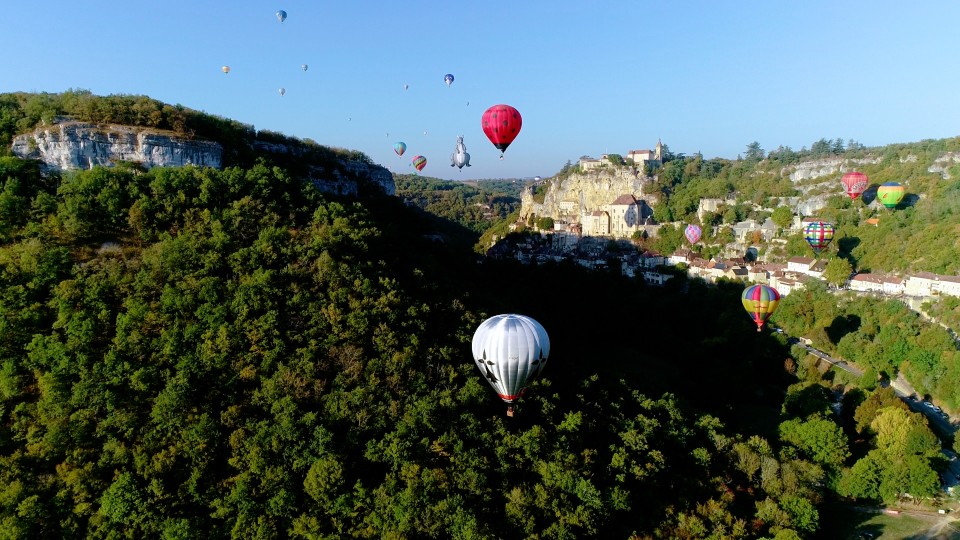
[3,1,960,180]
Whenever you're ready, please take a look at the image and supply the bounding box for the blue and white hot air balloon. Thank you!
[444,73,455,87]
[472,314,550,416]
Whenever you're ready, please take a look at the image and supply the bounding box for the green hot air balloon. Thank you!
[877,182,905,209]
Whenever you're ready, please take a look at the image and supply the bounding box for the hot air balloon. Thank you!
[877,182,905,209]
[450,136,471,170]
[803,221,834,256]
[278,87,285,96]
[684,224,702,245]
[221,66,230,74]
[741,284,780,332]
[841,171,869,201]
[404,84,409,91]
[301,64,308,72]
[276,10,287,23]
[393,141,406,157]
[472,314,550,417]
[444,73,455,87]
[482,104,522,158]
[412,155,427,172]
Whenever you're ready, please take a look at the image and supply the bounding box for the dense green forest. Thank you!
[393,174,523,237]
[0,91,955,538]
[1,151,843,537]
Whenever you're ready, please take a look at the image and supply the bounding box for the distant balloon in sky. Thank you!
[841,171,869,201]
[221,66,230,74]
[412,155,427,172]
[404,84,409,91]
[466,101,470,107]
[301,64,308,72]
[877,182,905,209]
[741,284,780,332]
[482,104,522,158]
[394,141,406,157]
[472,314,550,417]
[278,87,285,96]
[684,224,702,245]
[276,10,287,23]
[803,221,834,256]
[444,73,455,87]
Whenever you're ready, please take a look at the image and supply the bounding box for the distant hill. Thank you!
[0,90,393,196]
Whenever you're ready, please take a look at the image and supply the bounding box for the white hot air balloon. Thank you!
[472,314,550,417]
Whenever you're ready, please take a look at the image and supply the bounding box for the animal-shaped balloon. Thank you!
[450,135,471,170]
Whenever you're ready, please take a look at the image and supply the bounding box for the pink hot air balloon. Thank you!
[841,171,869,201]
[412,155,427,172]
[684,224,702,245]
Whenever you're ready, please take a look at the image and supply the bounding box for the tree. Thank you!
[823,257,853,288]
[770,206,794,230]
[779,415,851,471]
[744,141,765,161]
[606,153,624,166]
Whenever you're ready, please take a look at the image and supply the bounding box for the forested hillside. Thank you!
[1,105,848,538]
[1,91,954,538]
[646,138,960,275]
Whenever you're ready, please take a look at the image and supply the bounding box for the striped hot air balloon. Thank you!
[877,182,905,209]
[393,141,406,157]
[411,155,427,172]
[741,284,780,332]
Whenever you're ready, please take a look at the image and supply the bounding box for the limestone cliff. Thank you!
[12,122,222,170]
[12,121,395,196]
[520,167,657,221]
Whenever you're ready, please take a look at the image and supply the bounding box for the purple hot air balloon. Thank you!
[684,224,702,245]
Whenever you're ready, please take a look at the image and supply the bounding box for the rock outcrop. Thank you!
[12,121,395,196]
[520,168,656,221]
[12,122,222,170]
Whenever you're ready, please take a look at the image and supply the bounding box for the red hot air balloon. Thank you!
[482,104,522,158]
[412,155,427,172]
[841,171,869,201]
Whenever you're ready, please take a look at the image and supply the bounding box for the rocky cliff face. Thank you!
[12,122,395,196]
[12,122,222,170]
[520,168,657,221]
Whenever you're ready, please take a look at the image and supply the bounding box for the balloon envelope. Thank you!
[684,224,702,245]
[741,284,780,332]
[803,221,834,255]
[444,73,455,87]
[877,182,905,209]
[278,87,285,96]
[301,64,308,71]
[221,66,230,74]
[472,314,550,404]
[412,155,427,171]
[393,142,406,157]
[841,171,869,200]
[481,104,522,155]
[276,10,287,23]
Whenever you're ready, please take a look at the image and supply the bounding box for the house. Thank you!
[639,250,665,268]
[732,219,777,243]
[787,256,815,274]
[627,140,663,169]
[850,273,885,293]
[558,200,578,214]
[770,272,808,296]
[905,272,960,297]
[748,265,770,284]
[578,156,603,170]
[640,270,673,287]
[881,275,905,295]
[608,194,642,238]
[668,248,698,266]
[808,259,828,279]
[582,210,610,236]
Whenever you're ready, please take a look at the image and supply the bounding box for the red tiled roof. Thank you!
[611,194,637,205]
